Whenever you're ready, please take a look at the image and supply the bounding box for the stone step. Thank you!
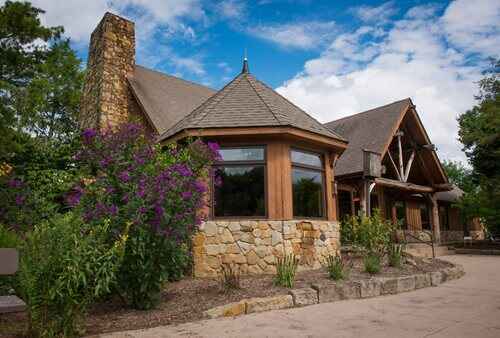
[404,244,455,258]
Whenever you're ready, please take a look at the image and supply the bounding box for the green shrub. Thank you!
[275,254,299,288]
[388,243,404,268]
[325,254,348,281]
[344,210,395,257]
[18,213,127,337]
[0,224,22,295]
[363,254,381,274]
[219,263,240,292]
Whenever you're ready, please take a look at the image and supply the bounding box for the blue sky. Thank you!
[9,0,500,162]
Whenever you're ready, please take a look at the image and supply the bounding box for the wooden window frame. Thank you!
[290,147,327,220]
[211,145,268,220]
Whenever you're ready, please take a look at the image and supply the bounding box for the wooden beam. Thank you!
[396,130,405,181]
[387,151,402,181]
[403,150,415,182]
[375,177,434,193]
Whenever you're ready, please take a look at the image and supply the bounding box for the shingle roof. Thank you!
[159,70,346,142]
[324,98,411,176]
[128,65,215,135]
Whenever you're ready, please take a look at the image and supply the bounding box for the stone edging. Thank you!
[203,264,465,319]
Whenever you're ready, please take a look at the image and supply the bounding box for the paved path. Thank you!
[98,255,500,338]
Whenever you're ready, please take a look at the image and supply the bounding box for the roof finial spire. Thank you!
[242,48,249,74]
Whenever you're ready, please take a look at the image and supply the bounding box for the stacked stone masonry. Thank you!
[193,220,340,277]
[80,13,136,130]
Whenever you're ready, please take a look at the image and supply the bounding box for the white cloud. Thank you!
[171,56,206,76]
[23,0,204,43]
[217,62,232,73]
[442,0,500,57]
[216,0,246,20]
[350,1,398,23]
[277,0,499,162]
[248,21,336,49]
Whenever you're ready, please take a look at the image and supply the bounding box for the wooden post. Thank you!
[430,193,441,243]
[396,131,404,181]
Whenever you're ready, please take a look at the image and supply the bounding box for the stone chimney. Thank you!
[79,12,135,130]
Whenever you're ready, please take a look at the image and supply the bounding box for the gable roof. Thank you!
[127,65,215,135]
[159,68,346,142]
[324,98,411,176]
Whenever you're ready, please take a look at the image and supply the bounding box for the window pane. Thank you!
[219,147,264,162]
[291,150,322,168]
[214,166,265,217]
[420,203,430,230]
[292,167,324,218]
[394,201,406,229]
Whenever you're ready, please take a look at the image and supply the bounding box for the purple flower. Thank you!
[172,164,192,177]
[207,141,222,160]
[99,157,112,168]
[15,195,25,206]
[138,206,147,214]
[118,170,131,182]
[194,180,207,193]
[7,178,23,189]
[108,204,118,216]
[82,128,97,144]
[181,191,192,200]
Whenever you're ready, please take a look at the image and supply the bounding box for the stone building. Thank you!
[80,13,480,277]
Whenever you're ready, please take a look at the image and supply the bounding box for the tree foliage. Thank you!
[0,0,83,163]
[457,59,500,233]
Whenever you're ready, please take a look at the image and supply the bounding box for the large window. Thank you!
[213,147,266,217]
[291,149,325,218]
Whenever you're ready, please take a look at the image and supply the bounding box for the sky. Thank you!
[8,0,500,163]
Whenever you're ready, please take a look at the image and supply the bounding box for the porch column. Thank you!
[430,193,441,243]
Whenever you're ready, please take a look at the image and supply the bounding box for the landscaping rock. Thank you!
[203,301,246,319]
[442,265,465,281]
[397,276,416,293]
[430,271,444,286]
[311,282,342,303]
[289,288,318,306]
[359,279,382,298]
[414,273,431,289]
[380,278,398,295]
[245,295,293,314]
[311,282,361,302]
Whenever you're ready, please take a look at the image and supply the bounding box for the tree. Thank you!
[441,160,475,193]
[457,59,500,233]
[14,40,84,142]
[0,1,83,162]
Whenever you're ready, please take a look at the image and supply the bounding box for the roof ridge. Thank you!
[251,76,341,138]
[245,74,283,126]
[325,98,411,126]
[195,74,246,126]
[133,64,215,92]
[160,73,245,139]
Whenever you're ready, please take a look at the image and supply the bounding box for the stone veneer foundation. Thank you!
[192,220,340,278]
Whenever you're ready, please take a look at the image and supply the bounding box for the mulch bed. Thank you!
[0,256,453,338]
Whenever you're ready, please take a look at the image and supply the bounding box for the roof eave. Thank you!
[159,126,348,152]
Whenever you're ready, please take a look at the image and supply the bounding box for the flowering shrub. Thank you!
[74,124,219,309]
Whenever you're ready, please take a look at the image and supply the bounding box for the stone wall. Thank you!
[193,220,340,277]
[80,12,135,130]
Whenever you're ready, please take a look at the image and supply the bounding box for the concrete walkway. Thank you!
[97,255,500,338]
